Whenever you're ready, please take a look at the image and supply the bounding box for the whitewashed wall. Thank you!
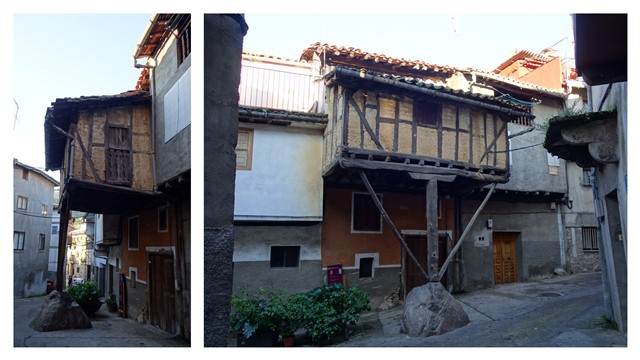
[234,124,323,221]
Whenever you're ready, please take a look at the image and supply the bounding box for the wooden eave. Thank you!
[61,178,163,215]
[238,106,328,129]
[328,65,534,120]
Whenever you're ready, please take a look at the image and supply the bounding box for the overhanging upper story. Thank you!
[44,90,162,214]
[301,43,536,194]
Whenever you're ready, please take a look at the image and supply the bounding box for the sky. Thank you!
[241,13,576,71]
[2,1,637,356]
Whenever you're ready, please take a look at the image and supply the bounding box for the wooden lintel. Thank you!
[409,173,456,182]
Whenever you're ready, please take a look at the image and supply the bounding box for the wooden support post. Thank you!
[426,179,439,281]
[56,197,71,291]
[437,182,497,282]
[359,171,429,282]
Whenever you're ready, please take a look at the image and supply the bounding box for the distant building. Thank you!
[13,159,59,297]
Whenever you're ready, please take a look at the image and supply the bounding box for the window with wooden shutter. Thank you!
[352,192,383,233]
[164,67,191,142]
[105,125,132,185]
[236,128,253,170]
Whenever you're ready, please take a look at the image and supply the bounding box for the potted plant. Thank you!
[105,293,117,313]
[230,289,281,347]
[278,293,307,347]
[66,280,104,316]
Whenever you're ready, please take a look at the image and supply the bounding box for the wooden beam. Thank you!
[56,196,70,291]
[409,173,456,182]
[340,158,509,183]
[359,171,429,281]
[426,179,439,281]
[74,126,103,183]
[349,95,385,151]
[478,120,508,164]
[437,183,497,282]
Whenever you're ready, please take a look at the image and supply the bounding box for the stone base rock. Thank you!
[401,282,469,337]
[378,288,401,311]
[29,290,92,332]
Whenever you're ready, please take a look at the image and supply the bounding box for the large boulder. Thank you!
[29,290,92,332]
[402,282,469,337]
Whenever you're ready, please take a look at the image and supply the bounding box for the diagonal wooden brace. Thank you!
[437,182,497,282]
[359,171,429,281]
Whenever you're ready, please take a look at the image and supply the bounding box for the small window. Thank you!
[270,246,300,268]
[22,169,29,180]
[158,206,168,232]
[52,225,58,235]
[128,216,139,250]
[14,231,25,250]
[17,196,28,210]
[352,192,382,233]
[582,227,599,252]
[414,100,440,127]
[39,234,46,250]
[236,128,254,170]
[581,168,592,186]
[359,257,374,278]
[42,204,48,216]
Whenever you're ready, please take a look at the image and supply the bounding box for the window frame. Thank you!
[21,169,29,180]
[269,246,301,268]
[581,226,599,252]
[16,195,28,210]
[39,233,46,250]
[128,216,140,250]
[158,206,169,233]
[351,192,383,234]
[414,99,441,128]
[14,231,25,250]
[236,128,254,170]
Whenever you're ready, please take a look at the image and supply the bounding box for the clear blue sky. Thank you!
[11,14,152,175]
[8,12,577,177]
[242,13,576,71]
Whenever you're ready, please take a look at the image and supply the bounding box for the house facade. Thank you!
[545,13,627,334]
[132,12,191,339]
[232,53,327,294]
[13,159,59,297]
[43,13,191,340]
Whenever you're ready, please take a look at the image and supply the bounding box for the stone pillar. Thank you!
[203,14,248,347]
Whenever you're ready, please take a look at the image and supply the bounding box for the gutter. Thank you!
[332,66,535,119]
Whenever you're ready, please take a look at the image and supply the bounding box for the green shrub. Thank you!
[67,281,103,304]
[303,284,370,344]
[229,284,370,345]
[230,288,286,340]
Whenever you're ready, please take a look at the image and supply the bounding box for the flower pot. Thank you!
[78,299,103,316]
[237,331,278,347]
[282,336,295,347]
[107,303,118,313]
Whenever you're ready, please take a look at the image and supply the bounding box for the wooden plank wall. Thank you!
[71,105,154,191]
[337,88,508,169]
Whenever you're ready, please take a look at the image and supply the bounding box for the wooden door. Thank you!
[404,235,428,295]
[148,253,176,334]
[493,232,517,285]
[403,234,449,296]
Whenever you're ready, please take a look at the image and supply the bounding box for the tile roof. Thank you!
[301,42,567,99]
[300,42,478,77]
